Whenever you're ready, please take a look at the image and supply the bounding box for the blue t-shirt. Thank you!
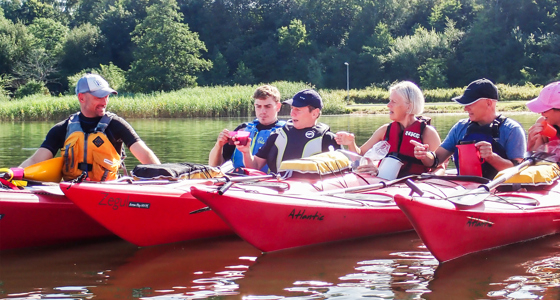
[441,117,527,160]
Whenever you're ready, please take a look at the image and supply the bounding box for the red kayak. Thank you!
[394,183,560,263]
[59,172,387,247]
[0,185,113,250]
[190,175,483,252]
[59,180,234,247]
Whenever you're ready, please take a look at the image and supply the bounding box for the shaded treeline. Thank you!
[0,0,558,98]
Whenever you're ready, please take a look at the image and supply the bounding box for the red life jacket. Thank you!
[383,117,431,177]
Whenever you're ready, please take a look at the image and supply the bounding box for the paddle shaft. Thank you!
[171,173,278,188]
[314,175,416,196]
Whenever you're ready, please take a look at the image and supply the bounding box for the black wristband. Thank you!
[429,151,439,169]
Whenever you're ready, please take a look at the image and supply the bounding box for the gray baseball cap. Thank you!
[75,74,117,98]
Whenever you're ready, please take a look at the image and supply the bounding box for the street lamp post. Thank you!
[344,62,349,102]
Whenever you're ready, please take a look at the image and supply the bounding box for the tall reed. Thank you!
[0,82,540,121]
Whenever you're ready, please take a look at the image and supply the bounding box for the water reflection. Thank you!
[237,231,435,299]
[93,236,261,299]
[2,232,560,299]
[426,234,560,300]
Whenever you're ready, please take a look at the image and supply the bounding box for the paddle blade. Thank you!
[446,187,489,206]
[22,157,64,182]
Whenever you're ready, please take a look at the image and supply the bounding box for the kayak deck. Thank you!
[190,176,483,252]
[394,183,560,262]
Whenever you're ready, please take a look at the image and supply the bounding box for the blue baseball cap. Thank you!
[75,74,117,98]
[283,89,323,109]
[452,78,498,105]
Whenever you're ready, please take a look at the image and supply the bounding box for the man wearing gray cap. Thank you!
[20,74,160,181]
[235,89,340,173]
[413,78,526,179]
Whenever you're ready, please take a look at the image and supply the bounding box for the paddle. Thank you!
[446,150,556,206]
[170,173,279,189]
[1,157,63,183]
[313,174,419,196]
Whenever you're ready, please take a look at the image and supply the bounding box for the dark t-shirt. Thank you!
[221,120,283,161]
[40,113,141,156]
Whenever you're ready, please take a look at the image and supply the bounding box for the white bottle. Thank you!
[360,141,390,166]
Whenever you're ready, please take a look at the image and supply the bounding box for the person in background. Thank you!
[414,78,526,179]
[19,74,160,181]
[208,85,285,173]
[335,81,444,177]
[526,81,560,152]
[238,89,340,173]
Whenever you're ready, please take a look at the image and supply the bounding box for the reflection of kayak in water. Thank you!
[236,231,433,299]
[191,175,484,252]
[0,239,137,298]
[426,234,560,300]
[92,236,262,299]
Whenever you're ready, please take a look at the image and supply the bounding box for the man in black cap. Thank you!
[235,89,340,173]
[412,78,526,179]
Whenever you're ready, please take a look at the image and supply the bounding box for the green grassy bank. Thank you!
[0,82,542,121]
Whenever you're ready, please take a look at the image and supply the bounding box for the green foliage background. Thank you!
[0,0,558,98]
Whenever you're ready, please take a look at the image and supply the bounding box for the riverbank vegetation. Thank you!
[0,82,541,121]
[0,0,558,99]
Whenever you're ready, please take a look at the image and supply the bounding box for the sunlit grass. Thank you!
[0,82,541,121]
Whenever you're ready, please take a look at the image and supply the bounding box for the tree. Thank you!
[384,21,463,85]
[203,49,230,86]
[59,23,110,77]
[28,17,68,57]
[277,19,312,82]
[96,3,137,70]
[278,19,310,52]
[307,57,324,88]
[14,79,49,98]
[13,48,58,83]
[0,73,14,100]
[418,58,448,88]
[0,12,35,86]
[298,0,360,48]
[127,0,211,93]
[232,61,255,85]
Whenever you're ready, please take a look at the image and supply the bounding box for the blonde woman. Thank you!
[336,81,443,177]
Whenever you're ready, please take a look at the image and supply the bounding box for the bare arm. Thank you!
[475,141,520,171]
[208,129,230,167]
[129,141,161,164]
[420,126,447,174]
[237,137,267,170]
[334,131,360,153]
[357,125,389,155]
[19,148,54,168]
[527,116,546,152]
[337,125,389,156]
[412,139,453,171]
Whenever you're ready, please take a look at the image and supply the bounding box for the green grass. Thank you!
[0,82,542,121]
[348,83,542,104]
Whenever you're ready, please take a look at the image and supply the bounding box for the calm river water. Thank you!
[3,113,560,300]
